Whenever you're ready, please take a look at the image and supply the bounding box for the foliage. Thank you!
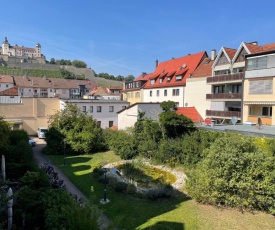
[0,117,11,155]
[72,59,87,68]
[145,185,173,200]
[97,72,136,82]
[104,129,137,159]
[186,133,275,214]
[126,184,137,194]
[159,101,195,138]
[114,182,128,193]
[46,103,106,154]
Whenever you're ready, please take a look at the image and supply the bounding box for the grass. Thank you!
[48,151,275,230]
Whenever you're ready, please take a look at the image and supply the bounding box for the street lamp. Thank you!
[63,141,66,166]
[103,168,107,202]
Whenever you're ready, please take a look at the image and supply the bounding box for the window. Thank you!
[167,77,171,83]
[172,89,180,96]
[213,85,225,93]
[5,84,8,88]
[232,85,242,93]
[135,92,140,98]
[159,78,163,84]
[127,92,131,98]
[262,107,272,117]
[90,106,93,113]
[109,121,114,127]
[150,79,155,85]
[97,121,101,127]
[82,106,86,112]
[150,91,152,97]
[164,90,167,96]
[247,56,268,70]
[109,106,114,112]
[175,76,182,81]
[249,79,272,94]
[157,90,159,97]
[97,106,102,112]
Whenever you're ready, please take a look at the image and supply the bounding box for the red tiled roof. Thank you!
[244,42,263,54]
[223,47,237,60]
[143,51,206,89]
[176,107,204,123]
[0,86,19,96]
[135,73,153,81]
[192,57,213,78]
[0,75,14,84]
[262,43,275,51]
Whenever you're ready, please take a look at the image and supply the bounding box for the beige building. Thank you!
[0,97,60,135]
[243,49,275,125]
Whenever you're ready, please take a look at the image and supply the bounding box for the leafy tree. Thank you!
[0,117,11,155]
[47,103,106,154]
[116,75,124,81]
[72,60,87,68]
[124,75,135,83]
[49,58,56,64]
[159,101,194,138]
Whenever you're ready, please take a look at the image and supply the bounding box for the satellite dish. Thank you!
[231,116,237,125]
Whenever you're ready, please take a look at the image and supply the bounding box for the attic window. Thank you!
[176,75,182,81]
[159,78,163,84]
[167,77,171,83]
[150,79,155,85]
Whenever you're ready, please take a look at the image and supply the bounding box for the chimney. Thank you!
[211,49,216,61]
[155,59,158,69]
[142,72,147,79]
[250,41,258,45]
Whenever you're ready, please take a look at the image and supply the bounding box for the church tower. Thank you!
[36,43,41,57]
[2,37,10,55]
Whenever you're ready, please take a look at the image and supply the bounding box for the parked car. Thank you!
[29,137,36,147]
[37,127,48,139]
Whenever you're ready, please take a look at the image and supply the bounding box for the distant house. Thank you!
[87,86,122,100]
[0,75,14,93]
[0,86,21,103]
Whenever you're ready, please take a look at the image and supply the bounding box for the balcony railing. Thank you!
[206,110,241,118]
[207,73,244,83]
[206,93,242,100]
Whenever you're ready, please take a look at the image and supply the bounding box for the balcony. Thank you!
[206,93,242,100]
[207,73,244,83]
[206,110,241,118]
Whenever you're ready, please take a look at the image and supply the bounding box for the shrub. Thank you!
[146,185,173,200]
[126,184,137,194]
[114,182,128,193]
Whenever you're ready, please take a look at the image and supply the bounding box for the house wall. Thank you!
[0,97,60,135]
[122,90,143,105]
[64,100,130,129]
[0,83,14,92]
[185,77,211,119]
[143,87,185,107]
[118,103,162,130]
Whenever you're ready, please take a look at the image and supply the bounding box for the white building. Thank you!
[61,99,129,129]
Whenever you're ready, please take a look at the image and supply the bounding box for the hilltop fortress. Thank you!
[0,37,46,64]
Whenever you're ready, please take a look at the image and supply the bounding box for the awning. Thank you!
[244,101,275,105]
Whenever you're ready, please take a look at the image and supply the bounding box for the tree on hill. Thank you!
[72,60,87,68]
[124,75,135,83]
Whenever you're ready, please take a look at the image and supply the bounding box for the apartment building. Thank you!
[243,48,275,125]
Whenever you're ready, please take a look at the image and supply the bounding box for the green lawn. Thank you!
[48,151,275,230]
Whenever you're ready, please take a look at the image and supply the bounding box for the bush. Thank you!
[114,182,128,193]
[146,185,173,200]
[126,184,137,194]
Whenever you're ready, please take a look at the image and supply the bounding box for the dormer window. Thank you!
[167,77,171,83]
[176,75,182,82]
[150,79,155,85]
[159,78,163,84]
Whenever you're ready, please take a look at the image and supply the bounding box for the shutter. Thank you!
[249,79,272,94]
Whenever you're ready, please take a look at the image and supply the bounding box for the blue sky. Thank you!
[1,0,275,78]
